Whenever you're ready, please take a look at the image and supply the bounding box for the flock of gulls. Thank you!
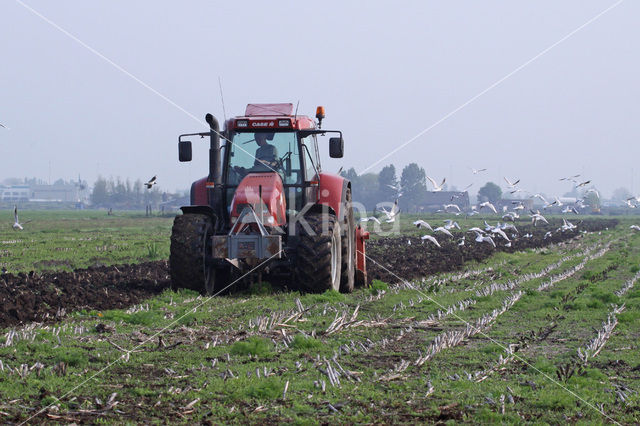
[361,172,640,249]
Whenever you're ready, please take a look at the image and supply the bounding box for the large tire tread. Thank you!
[169,214,211,291]
[295,214,341,293]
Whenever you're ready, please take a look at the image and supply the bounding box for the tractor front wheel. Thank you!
[170,213,218,293]
[295,213,342,293]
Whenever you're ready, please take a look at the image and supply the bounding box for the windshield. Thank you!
[226,132,302,186]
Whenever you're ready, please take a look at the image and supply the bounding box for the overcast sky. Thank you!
[1,1,638,198]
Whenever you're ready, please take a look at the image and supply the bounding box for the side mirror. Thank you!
[178,141,192,162]
[329,137,344,158]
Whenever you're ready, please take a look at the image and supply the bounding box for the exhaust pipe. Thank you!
[205,113,223,230]
[205,113,221,185]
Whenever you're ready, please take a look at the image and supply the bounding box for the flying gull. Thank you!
[427,176,446,192]
[145,175,157,189]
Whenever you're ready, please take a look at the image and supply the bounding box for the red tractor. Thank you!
[170,103,369,294]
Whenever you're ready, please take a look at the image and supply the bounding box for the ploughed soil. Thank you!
[0,219,617,328]
[0,261,170,327]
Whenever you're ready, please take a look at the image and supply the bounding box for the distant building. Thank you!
[0,183,84,203]
[0,185,30,201]
[30,183,79,202]
[420,191,470,212]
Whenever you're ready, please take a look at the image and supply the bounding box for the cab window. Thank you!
[226,132,302,186]
[301,135,319,181]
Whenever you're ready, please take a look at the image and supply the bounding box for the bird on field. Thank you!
[458,236,465,246]
[434,226,453,237]
[473,231,496,247]
[576,180,591,188]
[503,177,520,188]
[505,241,512,248]
[561,218,577,231]
[502,212,518,222]
[479,201,497,214]
[421,234,441,248]
[530,211,549,226]
[544,231,553,239]
[443,219,460,230]
[630,225,640,231]
[12,205,30,231]
[501,223,519,233]
[523,233,533,238]
[468,227,485,234]
[541,196,557,209]
[472,168,487,175]
[413,219,433,231]
[360,216,381,224]
[427,176,446,192]
[145,175,157,189]
[407,239,412,245]
[512,203,525,212]
[488,226,510,242]
[379,199,400,223]
[533,193,549,207]
[0,266,7,275]
[562,205,579,214]
[443,204,461,213]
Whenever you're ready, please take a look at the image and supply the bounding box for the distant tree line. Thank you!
[342,163,467,212]
[90,176,169,209]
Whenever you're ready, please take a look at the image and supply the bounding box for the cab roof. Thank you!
[245,103,294,116]
[226,103,316,131]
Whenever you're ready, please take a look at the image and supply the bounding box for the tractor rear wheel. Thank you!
[340,189,355,293]
[295,213,342,293]
[170,213,219,293]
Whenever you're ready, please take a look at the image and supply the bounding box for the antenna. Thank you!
[294,100,300,121]
[218,76,227,122]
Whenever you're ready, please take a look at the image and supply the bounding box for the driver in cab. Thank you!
[254,132,279,169]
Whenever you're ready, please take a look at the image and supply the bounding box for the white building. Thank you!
[0,185,30,201]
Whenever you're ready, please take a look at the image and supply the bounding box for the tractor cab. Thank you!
[171,103,367,296]
[223,105,327,223]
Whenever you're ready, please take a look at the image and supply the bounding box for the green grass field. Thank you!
[1,210,639,423]
[0,210,173,273]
